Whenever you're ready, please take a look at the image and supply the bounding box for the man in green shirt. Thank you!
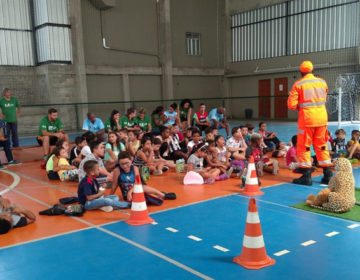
[37,108,69,165]
[0,88,21,147]
[134,108,152,133]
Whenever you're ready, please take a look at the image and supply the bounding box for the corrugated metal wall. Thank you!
[231,0,360,62]
[0,0,35,66]
[33,0,72,63]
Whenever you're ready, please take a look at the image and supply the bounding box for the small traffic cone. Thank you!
[240,156,264,196]
[126,174,154,226]
[233,198,275,269]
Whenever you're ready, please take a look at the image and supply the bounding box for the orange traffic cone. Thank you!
[241,156,264,196]
[126,174,154,226]
[233,198,275,269]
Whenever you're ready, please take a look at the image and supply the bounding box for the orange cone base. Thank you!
[126,212,154,226]
[233,254,275,270]
[240,185,264,196]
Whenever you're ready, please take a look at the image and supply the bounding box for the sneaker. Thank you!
[204,178,215,184]
[40,162,46,169]
[8,160,21,165]
[226,167,234,178]
[162,166,169,172]
[153,170,163,176]
[0,164,6,169]
[272,160,279,175]
[100,206,113,212]
[162,192,176,200]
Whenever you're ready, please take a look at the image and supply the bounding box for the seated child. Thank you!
[105,131,125,162]
[134,136,164,175]
[258,122,281,152]
[272,142,290,158]
[111,152,176,202]
[152,137,175,169]
[78,160,130,212]
[0,196,36,234]
[347,130,360,159]
[212,136,233,180]
[205,126,214,141]
[226,126,247,160]
[46,139,69,180]
[126,130,140,157]
[57,147,79,181]
[187,128,203,153]
[70,136,86,166]
[286,135,299,170]
[332,129,348,158]
[187,142,220,184]
[246,133,279,176]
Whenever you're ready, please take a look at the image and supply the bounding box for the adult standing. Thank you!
[82,112,107,142]
[208,107,230,138]
[0,88,21,147]
[38,108,69,167]
[288,61,332,186]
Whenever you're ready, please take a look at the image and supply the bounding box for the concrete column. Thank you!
[122,74,131,113]
[69,0,88,129]
[157,0,174,104]
[223,0,232,117]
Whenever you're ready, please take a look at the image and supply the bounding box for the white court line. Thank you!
[0,186,213,280]
[166,227,178,233]
[151,222,158,225]
[301,240,316,246]
[325,231,339,237]
[0,169,20,195]
[213,245,229,252]
[347,224,360,229]
[274,250,290,256]
[188,235,202,242]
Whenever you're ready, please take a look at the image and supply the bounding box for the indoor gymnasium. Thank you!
[1,0,360,279]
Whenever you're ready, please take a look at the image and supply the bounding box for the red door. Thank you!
[258,79,271,118]
[274,78,288,119]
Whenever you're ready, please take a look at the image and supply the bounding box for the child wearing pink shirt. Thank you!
[286,135,299,170]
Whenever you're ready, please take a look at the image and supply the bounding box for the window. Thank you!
[186,32,201,56]
[231,0,360,62]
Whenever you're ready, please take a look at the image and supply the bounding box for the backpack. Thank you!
[64,204,85,217]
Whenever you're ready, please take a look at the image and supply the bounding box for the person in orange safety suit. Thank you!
[287,61,332,186]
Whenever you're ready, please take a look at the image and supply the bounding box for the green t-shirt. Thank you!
[0,97,20,123]
[134,115,151,131]
[151,113,162,130]
[120,115,135,128]
[104,118,120,132]
[38,116,63,136]
[180,107,189,121]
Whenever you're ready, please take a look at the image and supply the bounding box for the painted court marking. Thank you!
[166,227,179,233]
[301,240,316,246]
[0,169,20,195]
[274,250,290,256]
[325,231,339,237]
[188,235,202,242]
[347,224,360,229]
[151,222,158,225]
[213,245,229,252]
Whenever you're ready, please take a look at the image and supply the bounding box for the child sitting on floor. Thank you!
[347,130,360,160]
[126,130,140,157]
[246,133,279,176]
[187,128,203,153]
[332,129,348,158]
[286,135,299,170]
[78,160,130,212]
[187,142,220,184]
[111,152,176,203]
[152,137,175,169]
[70,136,86,167]
[57,147,79,181]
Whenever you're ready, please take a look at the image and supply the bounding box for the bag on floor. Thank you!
[59,196,78,205]
[39,204,66,216]
[64,204,85,217]
[140,165,150,183]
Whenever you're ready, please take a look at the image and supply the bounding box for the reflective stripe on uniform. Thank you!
[304,88,326,100]
[299,102,326,108]
[296,79,325,86]
[299,162,312,167]
[318,160,332,165]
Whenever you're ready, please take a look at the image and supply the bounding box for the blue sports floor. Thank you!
[1,169,360,279]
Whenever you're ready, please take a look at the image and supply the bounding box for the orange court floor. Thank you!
[0,155,321,249]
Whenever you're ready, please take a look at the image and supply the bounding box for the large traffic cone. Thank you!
[233,198,275,269]
[240,156,264,196]
[126,175,154,226]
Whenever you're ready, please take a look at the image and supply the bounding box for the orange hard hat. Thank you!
[300,61,313,73]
